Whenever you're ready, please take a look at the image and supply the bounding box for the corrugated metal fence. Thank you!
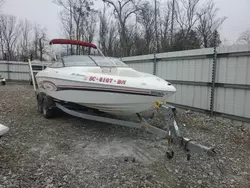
[121,44,250,123]
[0,61,49,81]
[0,61,31,80]
[0,44,249,123]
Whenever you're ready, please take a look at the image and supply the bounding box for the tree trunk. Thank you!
[39,38,43,61]
[203,35,208,48]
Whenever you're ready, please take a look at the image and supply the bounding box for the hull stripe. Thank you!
[57,86,160,96]
[39,80,168,97]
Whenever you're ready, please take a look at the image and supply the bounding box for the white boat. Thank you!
[35,39,176,115]
[0,124,9,137]
[0,74,6,85]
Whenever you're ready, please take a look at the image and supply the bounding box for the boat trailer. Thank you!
[55,103,216,160]
[56,103,216,160]
[29,59,216,160]
[37,92,216,160]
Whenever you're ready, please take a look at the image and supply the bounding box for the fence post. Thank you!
[153,33,157,75]
[153,53,157,75]
[7,61,10,80]
[210,30,218,117]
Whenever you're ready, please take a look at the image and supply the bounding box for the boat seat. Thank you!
[101,67,118,75]
[87,68,102,74]
[118,69,142,77]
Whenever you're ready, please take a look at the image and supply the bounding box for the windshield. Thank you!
[61,55,128,67]
[50,44,128,67]
[108,57,128,67]
[63,55,97,67]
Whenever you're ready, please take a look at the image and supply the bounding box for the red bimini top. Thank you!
[49,39,97,49]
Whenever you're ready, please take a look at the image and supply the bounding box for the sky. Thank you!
[2,0,250,45]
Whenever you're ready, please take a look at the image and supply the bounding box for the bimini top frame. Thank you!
[48,38,118,67]
[49,39,97,49]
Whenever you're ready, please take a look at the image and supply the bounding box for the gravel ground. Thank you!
[0,82,250,188]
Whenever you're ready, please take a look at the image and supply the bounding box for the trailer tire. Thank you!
[42,96,54,119]
[37,94,43,113]
[1,81,5,85]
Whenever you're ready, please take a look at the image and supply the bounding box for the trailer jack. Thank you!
[161,105,216,159]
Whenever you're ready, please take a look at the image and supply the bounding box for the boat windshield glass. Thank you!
[62,55,128,67]
[63,55,97,67]
[109,57,128,67]
[49,43,128,67]
[89,56,128,67]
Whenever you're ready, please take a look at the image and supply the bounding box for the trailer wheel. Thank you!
[1,81,5,85]
[42,96,54,119]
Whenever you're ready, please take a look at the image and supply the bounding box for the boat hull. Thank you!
[36,77,175,115]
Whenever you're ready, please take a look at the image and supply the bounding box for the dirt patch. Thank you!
[0,82,249,187]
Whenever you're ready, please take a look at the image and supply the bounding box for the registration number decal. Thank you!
[89,76,126,85]
[71,73,127,85]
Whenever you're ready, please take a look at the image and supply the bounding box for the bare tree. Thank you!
[176,0,200,32]
[98,3,118,56]
[79,12,97,54]
[196,0,226,47]
[81,12,96,43]
[0,0,50,61]
[137,1,155,54]
[0,24,4,59]
[19,19,32,61]
[103,0,141,57]
[54,0,94,54]
[107,22,118,56]
[0,0,5,9]
[0,14,20,60]
[38,28,48,61]
[175,0,200,49]
[160,2,171,52]
[98,6,119,56]
[59,5,74,38]
[50,0,227,56]
[57,1,74,54]
[237,29,250,44]
[31,24,40,60]
[99,6,109,55]
[170,0,175,48]
[31,24,48,61]
[0,1,5,59]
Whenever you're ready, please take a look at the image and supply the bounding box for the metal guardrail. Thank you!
[167,102,250,123]
[167,80,250,90]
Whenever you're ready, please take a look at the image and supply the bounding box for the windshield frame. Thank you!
[48,41,128,68]
[49,55,128,68]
